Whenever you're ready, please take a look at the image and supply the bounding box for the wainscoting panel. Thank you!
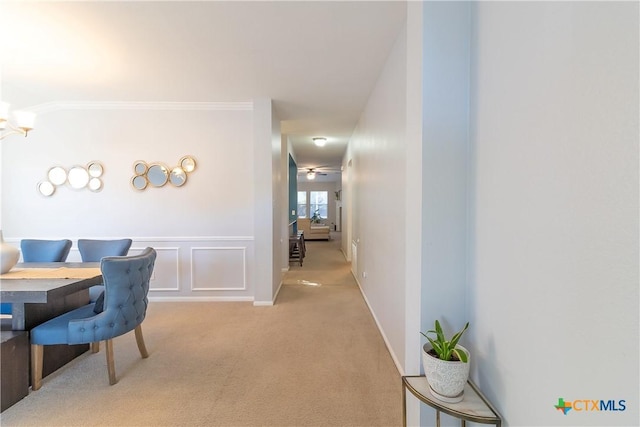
[6,236,255,301]
[129,246,180,292]
[191,247,247,291]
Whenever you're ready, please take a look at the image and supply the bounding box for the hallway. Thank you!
[283,233,353,286]
[277,233,403,425]
[1,233,402,426]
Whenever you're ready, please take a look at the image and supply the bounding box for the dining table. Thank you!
[0,262,103,379]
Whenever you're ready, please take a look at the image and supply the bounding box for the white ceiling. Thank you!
[0,1,406,178]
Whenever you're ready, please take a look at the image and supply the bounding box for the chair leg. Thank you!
[105,339,117,385]
[31,344,44,391]
[91,342,100,353]
[134,325,149,358]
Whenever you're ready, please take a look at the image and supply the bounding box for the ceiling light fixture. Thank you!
[307,171,316,180]
[313,137,327,147]
[0,102,36,140]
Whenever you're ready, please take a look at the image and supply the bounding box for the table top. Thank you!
[403,376,501,424]
[0,262,102,303]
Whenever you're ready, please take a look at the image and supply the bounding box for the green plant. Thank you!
[421,320,469,363]
[311,210,322,223]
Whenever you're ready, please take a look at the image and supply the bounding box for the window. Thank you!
[310,191,328,220]
[297,191,307,218]
[297,190,329,220]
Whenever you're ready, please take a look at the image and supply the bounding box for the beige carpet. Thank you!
[1,235,402,426]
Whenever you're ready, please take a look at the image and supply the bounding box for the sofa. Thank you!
[297,218,330,240]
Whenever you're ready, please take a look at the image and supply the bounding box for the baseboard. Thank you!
[148,296,254,302]
[253,300,274,306]
[352,272,405,376]
[272,280,284,303]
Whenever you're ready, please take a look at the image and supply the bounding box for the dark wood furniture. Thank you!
[1,330,29,412]
[0,263,102,388]
[289,231,305,266]
[1,262,101,330]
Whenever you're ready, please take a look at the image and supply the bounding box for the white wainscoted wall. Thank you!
[55,237,254,301]
[1,101,282,303]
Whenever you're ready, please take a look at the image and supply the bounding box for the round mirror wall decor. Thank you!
[68,166,90,189]
[147,164,169,187]
[180,156,197,173]
[170,167,187,187]
[131,156,196,191]
[48,166,67,186]
[88,177,103,192]
[37,181,55,197]
[131,175,148,191]
[134,161,148,176]
[87,162,104,178]
[37,162,105,196]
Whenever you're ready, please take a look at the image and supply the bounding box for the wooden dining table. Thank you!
[0,262,103,379]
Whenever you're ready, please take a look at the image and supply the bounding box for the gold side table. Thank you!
[402,376,502,427]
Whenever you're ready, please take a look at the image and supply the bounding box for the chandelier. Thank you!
[0,102,36,140]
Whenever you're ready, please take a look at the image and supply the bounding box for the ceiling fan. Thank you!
[298,166,340,180]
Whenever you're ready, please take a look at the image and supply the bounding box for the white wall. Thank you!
[270,102,283,301]
[469,2,638,425]
[420,2,471,425]
[347,2,638,426]
[347,23,409,372]
[1,101,281,303]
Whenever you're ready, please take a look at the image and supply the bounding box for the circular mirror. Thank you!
[48,166,67,186]
[134,161,148,175]
[169,167,187,187]
[68,166,90,189]
[180,156,196,173]
[87,162,104,178]
[131,175,148,191]
[37,181,55,197]
[147,164,169,187]
[88,177,103,192]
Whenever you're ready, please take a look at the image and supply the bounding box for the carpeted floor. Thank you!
[1,234,402,426]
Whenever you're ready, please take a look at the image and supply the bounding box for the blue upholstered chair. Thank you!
[0,303,11,316]
[20,239,72,262]
[78,239,133,302]
[30,247,156,389]
[2,239,73,316]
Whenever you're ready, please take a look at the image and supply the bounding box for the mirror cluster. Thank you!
[37,162,104,197]
[131,156,197,191]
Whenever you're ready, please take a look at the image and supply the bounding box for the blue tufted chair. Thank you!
[30,247,156,389]
[20,239,72,262]
[0,303,12,316]
[2,239,73,316]
[78,239,133,302]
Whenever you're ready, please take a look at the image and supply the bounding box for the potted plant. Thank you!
[421,320,470,403]
[310,210,323,224]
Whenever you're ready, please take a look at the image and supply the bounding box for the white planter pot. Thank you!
[422,344,470,403]
[0,230,20,274]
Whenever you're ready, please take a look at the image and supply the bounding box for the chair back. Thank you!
[20,239,72,262]
[78,239,132,262]
[67,247,156,344]
[0,303,12,315]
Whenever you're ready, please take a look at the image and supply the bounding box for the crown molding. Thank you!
[28,101,254,114]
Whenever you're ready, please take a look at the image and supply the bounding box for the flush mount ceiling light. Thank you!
[0,102,36,140]
[313,137,327,147]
